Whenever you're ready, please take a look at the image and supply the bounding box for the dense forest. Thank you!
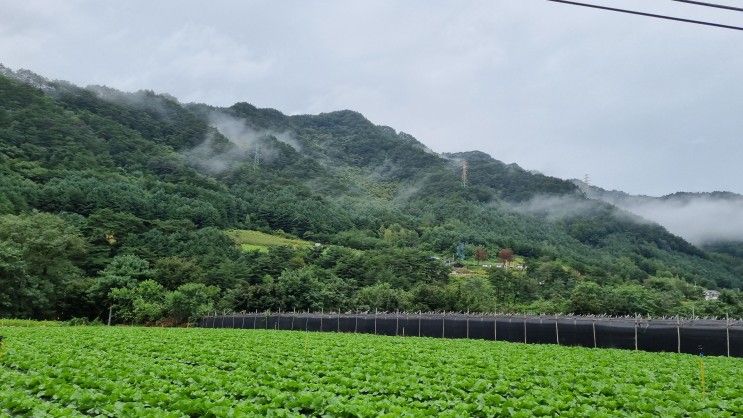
[1,66,742,324]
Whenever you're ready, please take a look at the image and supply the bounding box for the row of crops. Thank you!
[1,326,742,416]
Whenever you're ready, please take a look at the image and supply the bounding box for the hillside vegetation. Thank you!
[1,66,742,323]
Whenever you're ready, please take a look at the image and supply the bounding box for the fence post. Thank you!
[418,312,421,337]
[337,312,340,332]
[354,314,358,333]
[442,314,445,338]
[494,316,497,341]
[241,315,245,329]
[523,318,527,344]
[291,314,295,331]
[555,319,559,345]
[220,315,225,328]
[320,308,323,332]
[404,312,408,337]
[396,310,399,336]
[726,313,731,357]
[466,316,470,339]
[374,309,378,335]
[677,316,681,354]
[634,318,638,351]
[253,312,257,329]
[592,319,597,348]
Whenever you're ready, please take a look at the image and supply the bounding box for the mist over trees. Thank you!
[1,69,742,324]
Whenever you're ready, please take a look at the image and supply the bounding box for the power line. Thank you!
[670,0,743,13]
[547,0,743,31]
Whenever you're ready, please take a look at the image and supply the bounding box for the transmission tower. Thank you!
[583,174,590,187]
[462,160,468,187]
[253,144,261,168]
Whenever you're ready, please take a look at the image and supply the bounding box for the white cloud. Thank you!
[612,197,743,245]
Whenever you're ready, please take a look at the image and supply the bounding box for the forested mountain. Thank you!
[573,180,743,281]
[2,65,742,323]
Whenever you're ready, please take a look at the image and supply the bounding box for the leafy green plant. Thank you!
[0,326,740,416]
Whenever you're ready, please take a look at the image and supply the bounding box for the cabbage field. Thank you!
[1,326,741,417]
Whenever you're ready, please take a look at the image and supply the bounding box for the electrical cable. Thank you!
[670,0,743,13]
[546,0,743,31]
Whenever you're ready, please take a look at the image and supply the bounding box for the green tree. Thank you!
[355,283,410,311]
[608,284,662,316]
[490,268,536,304]
[275,267,348,311]
[409,283,449,311]
[88,254,154,313]
[221,276,280,313]
[448,276,495,312]
[109,280,166,324]
[0,213,87,318]
[379,224,419,247]
[569,281,605,314]
[154,256,205,289]
[165,283,220,324]
[0,241,34,317]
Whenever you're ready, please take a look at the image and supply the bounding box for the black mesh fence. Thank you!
[595,320,635,350]
[198,313,743,358]
[468,318,495,340]
[399,315,420,337]
[496,318,525,343]
[555,319,595,347]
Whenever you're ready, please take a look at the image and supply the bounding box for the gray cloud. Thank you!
[183,130,246,174]
[604,196,743,245]
[184,111,299,173]
[504,192,743,247]
[209,112,300,152]
[506,194,600,221]
[1,0,741,195]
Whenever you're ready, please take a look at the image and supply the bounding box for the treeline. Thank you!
[2,211,742,325]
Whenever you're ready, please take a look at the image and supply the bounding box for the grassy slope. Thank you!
[0,326,741,416]
[225,229,315,252]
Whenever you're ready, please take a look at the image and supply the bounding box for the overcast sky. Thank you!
[1,0,741,195]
